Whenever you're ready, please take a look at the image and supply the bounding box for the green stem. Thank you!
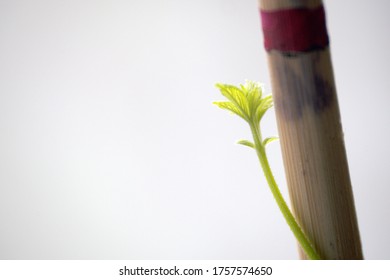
[250,123,321,260]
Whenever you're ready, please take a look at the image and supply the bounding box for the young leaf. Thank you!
[215,83,250,120]
[255,95,273,123]
[245,82,262,116]
[237,139,255,149]
[213,101,246,120]
[263,136,279,147]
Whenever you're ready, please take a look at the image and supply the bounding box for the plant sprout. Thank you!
[214,80,321,260]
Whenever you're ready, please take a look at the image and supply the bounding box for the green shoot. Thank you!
[214,80,321,260]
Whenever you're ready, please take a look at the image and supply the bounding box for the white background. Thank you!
[0,0,389,259]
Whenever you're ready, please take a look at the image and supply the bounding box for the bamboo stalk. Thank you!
[258,0,363,259]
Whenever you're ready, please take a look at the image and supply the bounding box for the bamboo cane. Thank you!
[258,0,363,259]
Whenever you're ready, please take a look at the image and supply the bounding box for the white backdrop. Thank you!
[0,0,389,259]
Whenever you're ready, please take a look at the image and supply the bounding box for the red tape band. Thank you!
[260,5,329,52]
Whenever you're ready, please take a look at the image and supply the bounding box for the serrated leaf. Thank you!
[242,80,264,116]
[242,80,263,99]
[237,139,255,149]
[263,136,279,147]
[255,95,273,123]
[215,83,250,119]
[213,101,246,120]
[214,81,273,125]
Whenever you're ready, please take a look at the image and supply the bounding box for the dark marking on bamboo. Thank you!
[271,50,335,120]
[313,72,333,113]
